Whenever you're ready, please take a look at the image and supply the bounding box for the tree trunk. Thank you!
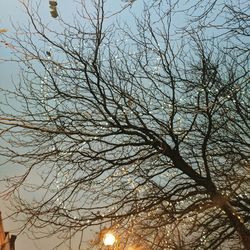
[170,152,250,248]
[211,193,250,250]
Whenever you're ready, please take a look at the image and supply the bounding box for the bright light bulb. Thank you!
[103,232,116,246]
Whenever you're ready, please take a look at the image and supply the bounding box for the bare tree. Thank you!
[0,0,249,249]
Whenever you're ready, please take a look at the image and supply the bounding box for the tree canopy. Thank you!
[0,0,249,249]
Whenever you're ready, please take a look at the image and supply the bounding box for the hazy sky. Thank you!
[0,0,22,89]
[0,0,182,249]
[0,1,82,249]
[1,1,28,249]
[1,1,248,249]
[0,1,136,249]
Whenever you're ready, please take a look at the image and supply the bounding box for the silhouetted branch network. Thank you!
[0,0,249,249]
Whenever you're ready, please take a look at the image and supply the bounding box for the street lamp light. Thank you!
[101,231,142,250]
[103,232,116,246]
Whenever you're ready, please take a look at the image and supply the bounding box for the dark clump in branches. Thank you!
[49,0,58,18]
[0,0,249,249]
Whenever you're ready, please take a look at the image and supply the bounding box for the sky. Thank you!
[0,1,248,249]
[0,1,82,249]
[0,0,201,249]
[0,1,28,249]
[0,1,141,249]
[0,0,21,89]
